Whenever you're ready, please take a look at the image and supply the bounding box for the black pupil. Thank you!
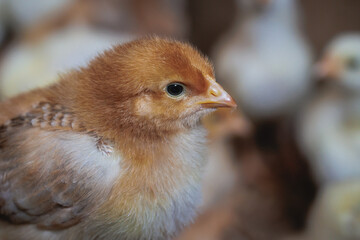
[167,84,184,96]
[347,58,359,70]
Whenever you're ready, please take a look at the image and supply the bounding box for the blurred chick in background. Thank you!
[0,0,72,33]
[293,34,360,240]
[0,25,132,99]
[213,0,317,231]
[0,0,187,38]
[0,0,188,99]
[213,0,312,119]
[287,180,360,240]
[298,34,360,184]
[0,0,126,99]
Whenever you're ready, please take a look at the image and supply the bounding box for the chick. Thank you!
[285,180,360,240]
[213,0,312,119]
[308,180,360,240]
[0,37,236,240]
[0,0,132,100]
[298,34,360,184]
[0,25,132,100]
[291,34,360,240]
[0,0,73,33]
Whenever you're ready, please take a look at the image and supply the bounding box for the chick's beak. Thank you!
[199,82,237,109]
[315,54,342,79]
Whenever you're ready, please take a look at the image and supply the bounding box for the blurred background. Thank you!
[0,0,360,239]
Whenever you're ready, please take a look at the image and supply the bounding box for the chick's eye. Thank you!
[346,57,360,71]
[166,83,185,97]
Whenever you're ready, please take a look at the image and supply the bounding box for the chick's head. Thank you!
[317,34,360,91]
[70,37,236,138]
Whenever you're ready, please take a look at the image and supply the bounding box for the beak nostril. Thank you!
[200,82,236,108]
[200,84,237,109]
[210,88,220,97]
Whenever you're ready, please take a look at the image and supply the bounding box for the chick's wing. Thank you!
[0,103,118,229]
